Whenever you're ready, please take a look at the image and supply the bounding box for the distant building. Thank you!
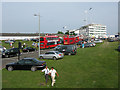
[67,24,107,38]
[78,24,107,37]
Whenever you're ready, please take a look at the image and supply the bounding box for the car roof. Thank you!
[47,51,58,52]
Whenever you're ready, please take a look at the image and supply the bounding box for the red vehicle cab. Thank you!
[40,35,60,49]
[63,35,80,45]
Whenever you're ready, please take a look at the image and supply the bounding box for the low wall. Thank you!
[0,36,38,40]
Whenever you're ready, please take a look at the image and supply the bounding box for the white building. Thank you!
[66,24,107,38]
[79,24,107,37]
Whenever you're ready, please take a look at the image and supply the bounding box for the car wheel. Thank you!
[16,53,19,56]
[8,66,13,71]
[40,56,43,59]
[5,55,9,58]
[53,56,57,60]
[31,66,37,71]
[68,53,71,56]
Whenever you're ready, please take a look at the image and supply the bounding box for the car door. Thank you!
[24,60,34,69]
[49,52,55,59]
[15,60,25,70]
[10,49,14,56]
[44,52,50,59]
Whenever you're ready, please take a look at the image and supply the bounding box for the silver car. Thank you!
[39,51,64,60]
[94,39,103,43]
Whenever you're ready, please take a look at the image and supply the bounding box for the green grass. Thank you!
[2,41,118,88]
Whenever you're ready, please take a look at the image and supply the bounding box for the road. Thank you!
[1,49,54,69]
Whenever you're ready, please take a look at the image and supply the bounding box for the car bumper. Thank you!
[57,55,64,59]
[36,64,46,68]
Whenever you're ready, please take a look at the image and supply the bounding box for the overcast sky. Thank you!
[2,2,118,35]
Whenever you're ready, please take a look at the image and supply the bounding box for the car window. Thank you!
[55,51,59,54]
[62,46,67,49]
[17,60,24,64]
[49,52,55,54]
[24,60,33,64]
[45,52,50,54]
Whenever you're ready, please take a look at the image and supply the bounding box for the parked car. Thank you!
[55,45,77,55]
[5,40,15,44]
[108,39,114,42]
[23,38,29,41]
[31,38,39,42]
[39,51,64,60]
[84,42,95,47]
[0,46,3,52]
[54,45,63,50]
[118,45,120,52]
[88,42,96,47]
[94,39,103,43]
[6,58,46,71]
[76,41,83,47]
[2,48,19,58]
[22,47,36,52]
[77,41,83,45]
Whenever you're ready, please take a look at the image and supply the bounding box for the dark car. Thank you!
[5,40,15,44]
[31,38,39,42]
[84,43,93,47]
[84,42,96,47]
[76,41,83,47]
[55,45,77,55]
[2,48,19,58]
[6,58,46,71]
[118,45,120,52]
[108,39,114,42]
[22,47,36,52]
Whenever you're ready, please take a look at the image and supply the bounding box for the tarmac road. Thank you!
[1,49,54,69]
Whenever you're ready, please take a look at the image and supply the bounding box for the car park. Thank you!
[6,58,46,71]
[22,47,36,52]
[39,51,64,60]
[2,48,19,58]
[54,45,77,55]
[5,40,15,44]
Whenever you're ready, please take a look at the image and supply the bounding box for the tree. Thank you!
[65,31,69,35]
[57,31,64,34]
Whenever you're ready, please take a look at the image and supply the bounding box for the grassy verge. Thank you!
[2,41,118,88]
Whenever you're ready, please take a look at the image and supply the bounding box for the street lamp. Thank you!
[34,13,40,57]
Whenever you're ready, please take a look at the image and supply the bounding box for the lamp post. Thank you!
[34,13,40,57]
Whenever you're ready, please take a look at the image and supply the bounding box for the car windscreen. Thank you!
[55,51,60,54]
